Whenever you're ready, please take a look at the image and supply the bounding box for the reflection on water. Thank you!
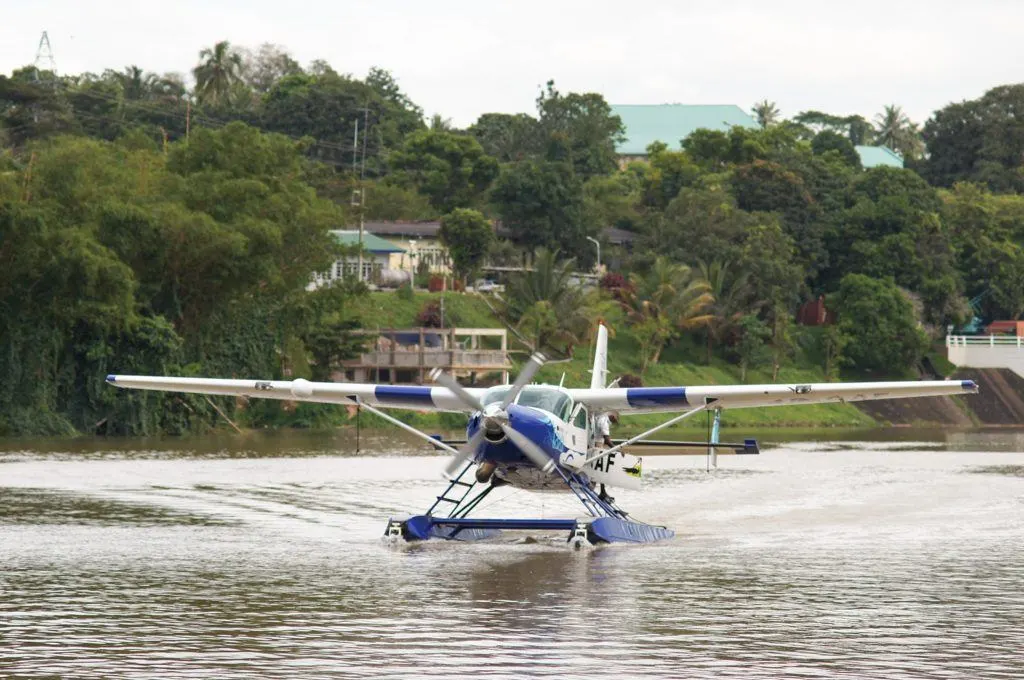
[1,430,1023,678]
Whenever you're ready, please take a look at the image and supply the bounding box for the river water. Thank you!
[1,429,1022,679]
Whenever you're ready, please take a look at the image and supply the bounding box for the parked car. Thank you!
[473,279,502,293]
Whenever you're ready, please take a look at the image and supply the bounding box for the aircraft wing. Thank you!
[567,379,979,414]
[105,375,484,412]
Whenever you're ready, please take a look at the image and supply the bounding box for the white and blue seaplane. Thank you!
[106,324,978,547]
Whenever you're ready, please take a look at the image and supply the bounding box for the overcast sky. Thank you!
[3,0,1022,128]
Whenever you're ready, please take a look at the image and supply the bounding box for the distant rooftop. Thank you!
[611,104,759,156]
[855,145,904,169]
[330,230,405,253]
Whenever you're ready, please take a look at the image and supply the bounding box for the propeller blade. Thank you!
[443,428,487,479]
[499,352,546,410]
[429,368,485,412]
[501,423,555,473]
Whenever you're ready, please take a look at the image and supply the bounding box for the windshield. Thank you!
[481,386,512,407]
[516,386,573,421]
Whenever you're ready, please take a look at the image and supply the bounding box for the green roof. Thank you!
[611,104,759,155]
[330,230,406,253]
[855,145,904,169]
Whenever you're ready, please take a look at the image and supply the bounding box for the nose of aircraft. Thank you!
[466,405,559,473]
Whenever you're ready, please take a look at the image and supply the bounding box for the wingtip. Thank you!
[105,374,116,384]
[961,379,979,392]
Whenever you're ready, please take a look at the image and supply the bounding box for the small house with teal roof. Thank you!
[315,229,405,285]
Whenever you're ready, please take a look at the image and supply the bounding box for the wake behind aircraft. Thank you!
[107,324,978,547]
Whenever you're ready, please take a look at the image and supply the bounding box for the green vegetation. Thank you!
[4,41,1024,436]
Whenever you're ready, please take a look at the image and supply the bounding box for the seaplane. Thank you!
[106,324,979,547]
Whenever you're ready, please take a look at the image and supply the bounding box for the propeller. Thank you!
[429,352,555,477]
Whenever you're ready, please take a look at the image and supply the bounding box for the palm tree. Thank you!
[751,100,780,128]
[118,65,149,101]
[429,114,453,132]
[501,248,592,355]
[624,258,714,373]
[873,104,924,159]
[698,260,750,363]
[192,41,243,107]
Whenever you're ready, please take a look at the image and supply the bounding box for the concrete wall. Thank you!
[947,336,1024,379]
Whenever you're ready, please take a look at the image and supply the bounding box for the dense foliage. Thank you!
[4,40,1024,434]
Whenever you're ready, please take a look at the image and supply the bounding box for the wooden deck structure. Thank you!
[340,327,511,385]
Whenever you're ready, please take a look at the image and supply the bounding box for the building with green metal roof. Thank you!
[611,104,759,159]
[330,229,406,254]
[313,229,408,285]
[854,145,904,169]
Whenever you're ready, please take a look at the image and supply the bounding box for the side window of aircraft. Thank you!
[573,405,588,430]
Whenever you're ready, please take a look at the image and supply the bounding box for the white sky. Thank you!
[3,0,1022,128]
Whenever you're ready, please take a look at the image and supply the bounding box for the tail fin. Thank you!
[590,323,608,390]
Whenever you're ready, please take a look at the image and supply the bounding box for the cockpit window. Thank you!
[516,386,573,421]
[481,386,512,407]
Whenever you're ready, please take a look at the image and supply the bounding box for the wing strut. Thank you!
[707,407,721,471]
[572,399,717,469]
[348,397,462,457]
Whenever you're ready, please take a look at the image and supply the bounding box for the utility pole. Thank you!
[351,108,371,283]
[353,117,363,281]
[586,236,601,273]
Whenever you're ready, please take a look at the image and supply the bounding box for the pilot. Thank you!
[595,411,619,502]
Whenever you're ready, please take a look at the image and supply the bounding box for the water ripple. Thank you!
[1,437,1022,678]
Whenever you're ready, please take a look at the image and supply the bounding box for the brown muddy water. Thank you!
[1,429,1022,679]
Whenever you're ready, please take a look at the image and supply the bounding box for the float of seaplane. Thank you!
[106,324,979,547]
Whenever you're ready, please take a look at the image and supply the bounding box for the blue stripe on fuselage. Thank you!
[626,387,689,408]
[374,385,434,406]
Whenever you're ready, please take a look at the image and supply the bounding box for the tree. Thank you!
[873,104,923,159]
[0,68,76,145]
[941,182,1024,319]
[738,219,805,317]
[439,208,493,282]
[500,249,592,355]
[644,187,752,266]
[260,70,424,170]
[623,258,713,373]
[469,112,543,162]
[491,159,593,262]
[794,110,873,144]
[429,114,453,131]
[833,274,928,376]
[535,80,625,179]
[921,85,1024,192]
[811,130,862,170]
[192,41,244,107]
[240,43,302,94]
[698,260,750,363]
[734,315,770,382]
[769,301,795,382]
[388,129,498,213]
[583,171,642,230]
[752,100,780,128]
[731,159,827,275]
[639,143,701,210]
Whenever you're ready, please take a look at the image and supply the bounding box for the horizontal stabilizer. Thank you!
[614,439,760,455]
